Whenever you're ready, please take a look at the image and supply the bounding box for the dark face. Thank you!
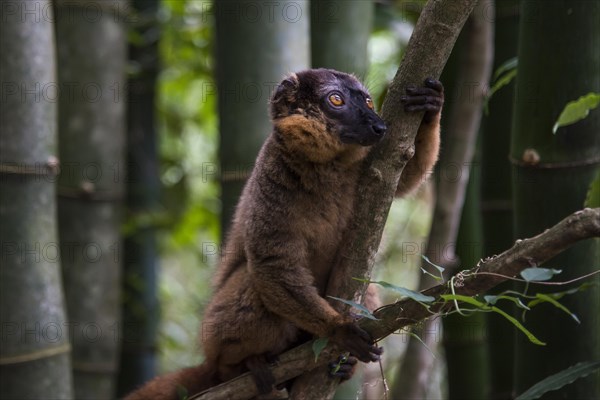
[271,69,387,147]
[317,72,387,146]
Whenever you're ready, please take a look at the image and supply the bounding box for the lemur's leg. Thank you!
[397,78,444,196]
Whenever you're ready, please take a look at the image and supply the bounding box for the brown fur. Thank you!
[125,69,442,399]
[125,364,215,400]
[396,111,441,196]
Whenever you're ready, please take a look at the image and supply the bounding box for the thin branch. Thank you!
[361,208,600,340]
[471,269,600,286]
[192,208,600,400]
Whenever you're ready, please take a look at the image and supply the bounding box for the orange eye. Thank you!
[366,97,374,110]
[328,93,344,107]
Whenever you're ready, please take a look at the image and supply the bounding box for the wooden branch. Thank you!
[291,0,479,396]
[361,208,600,339]
[290,0,477,400]
[192,208,600,400]
[325,0,480,307]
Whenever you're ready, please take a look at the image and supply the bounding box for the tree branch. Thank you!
[363,208,600,338]
[324,0,481,307]
[289,0,480,397]
[192,209,600,400]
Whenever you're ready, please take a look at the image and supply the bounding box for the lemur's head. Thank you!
[270,69,386,163]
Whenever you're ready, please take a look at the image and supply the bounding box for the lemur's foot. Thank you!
[246,354,277,394]
[329,354,358,381]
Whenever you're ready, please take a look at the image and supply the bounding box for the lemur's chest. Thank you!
[295,177,358,293]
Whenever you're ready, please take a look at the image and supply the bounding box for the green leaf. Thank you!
[489,65,517,96]
[585,170,600,208]
[420,267,444,282]
[493,57,518,81]
[328,353,348,374]
[527,283,594,307]
[490,305,546,346]
[327,296,379,320]
[483,295,500,305]
[441,294,545,345]
[370,280,435,303]
[531,293,580,324]
[176,385,188,400]
[520,268,562,282]
[552,92,600,134]
[421,255,445,274]
[312,338,329,362]
[441,294,486,308]
[421,255,445,281]
[485,68,517,113]
[484,295,530,310]
[516,361,600,400]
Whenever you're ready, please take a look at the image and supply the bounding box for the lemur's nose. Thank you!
[372,121,387,136]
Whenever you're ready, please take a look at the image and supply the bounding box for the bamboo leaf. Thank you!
[552,92,600,134]
[520,267,562,282]
[516,361,600,400]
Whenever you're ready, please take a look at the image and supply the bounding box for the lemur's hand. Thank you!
[401,78,444,124]
[330,322,383,363]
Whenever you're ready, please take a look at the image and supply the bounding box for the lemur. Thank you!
[126,68,443,399]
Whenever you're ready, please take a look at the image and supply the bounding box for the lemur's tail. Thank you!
[125,362,216,400]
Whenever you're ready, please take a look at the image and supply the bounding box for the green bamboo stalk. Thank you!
[511,1,600,398]
[480,1,520,398]
[0,1,73,397]
[444,161,490,400]
[55,1,128,397]
[215,0,309,234]
[310,0,373,78]
[117,0,161,395]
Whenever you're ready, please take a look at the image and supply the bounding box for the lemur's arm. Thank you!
[245,223,382,364]
[396,78,444,196]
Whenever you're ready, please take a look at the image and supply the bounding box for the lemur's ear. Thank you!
[270,73,299,119]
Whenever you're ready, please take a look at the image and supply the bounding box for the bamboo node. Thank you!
[522,148,540,165]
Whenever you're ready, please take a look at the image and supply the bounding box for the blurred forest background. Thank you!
[1,0,598,399]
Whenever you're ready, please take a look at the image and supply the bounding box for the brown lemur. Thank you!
[126,68,443,399]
